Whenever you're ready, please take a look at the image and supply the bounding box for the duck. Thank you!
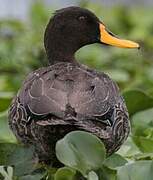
[8,6,139,166]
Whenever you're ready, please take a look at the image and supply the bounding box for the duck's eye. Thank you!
[78,16,87,21]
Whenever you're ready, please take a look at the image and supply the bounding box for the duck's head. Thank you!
[44,6,139,64]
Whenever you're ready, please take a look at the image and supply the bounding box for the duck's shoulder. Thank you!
[22,62,115,85]
[80,63,120,92]
[22,62,77,82]
[23,65,54,85]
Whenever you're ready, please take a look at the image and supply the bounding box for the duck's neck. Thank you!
[46,46,76,65]
[44,33,79,65]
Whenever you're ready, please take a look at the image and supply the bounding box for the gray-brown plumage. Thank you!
[9,6,139,166]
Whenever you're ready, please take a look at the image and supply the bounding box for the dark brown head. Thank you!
[44,6,139,64]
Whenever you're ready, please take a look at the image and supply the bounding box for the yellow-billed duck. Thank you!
[9,6,139,165]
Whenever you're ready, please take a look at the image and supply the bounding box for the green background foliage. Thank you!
[0,1,153,179]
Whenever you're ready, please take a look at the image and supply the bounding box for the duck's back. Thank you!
[9,62,130,164]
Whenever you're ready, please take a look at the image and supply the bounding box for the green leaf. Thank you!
[0,114,17,143]
[0,144,37,176]
[19,170,46,180]
[0,92,13,112]
[117,161,153,180]
[0,143,18,165]
[19,174,43,180]
[88,171,99,180]
[104,154,127,170]
[56,131,106,177]
[0,166,13,180]
[54,167,76,180]
[97,166,117,180]
[46,167,57,180]
[133,136,153,153]
[131,108,153,152]
[117,137,141,157]
[133,153,153,160]
[8,146,37,176]
[131,108,153,137]
[131,108,153,128]
[123,90,153,116]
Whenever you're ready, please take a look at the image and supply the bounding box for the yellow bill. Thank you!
[99,23,140,48]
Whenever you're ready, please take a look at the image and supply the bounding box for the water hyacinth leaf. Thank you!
[97,166,117,180]
[19,170,46,180]
[87,171,99,180]
[104,153,128,170]
[131,108,153,127]
[123,90,153,116]
[132,136,153,153]
[0,143,18,165]
[133,153,153,161]
[0,92,13,112]
[131,108,153,137]
[7,166,14,179]
[0,114,17,143]
[54,167,76,180]
[117,161,153,180]
[0,143,35,176]
[131,108,153,152]
[56,131,106,176]
[19,174,44,180]
[8,146,37,176]
[0,166,13,180]
[117,137,141,157]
